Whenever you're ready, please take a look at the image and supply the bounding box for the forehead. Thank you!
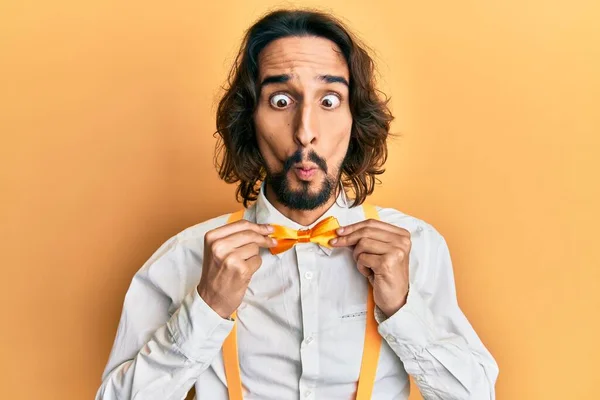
[257,36,349,82]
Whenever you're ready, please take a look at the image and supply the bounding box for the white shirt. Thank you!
[96,185,498,400]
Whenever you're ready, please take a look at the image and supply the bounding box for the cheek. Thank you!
[254,107,294,162]
[320,110,353,159]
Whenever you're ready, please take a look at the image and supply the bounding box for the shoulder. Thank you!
[128,208,252,307]
[173,212,236,244]
[373,205,444,244]
[371,205,449,276]
[371,205,454,289]
[145,211,234,268]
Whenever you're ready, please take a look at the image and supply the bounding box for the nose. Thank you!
[294,102,317,147]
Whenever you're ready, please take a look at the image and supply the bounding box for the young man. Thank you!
[97,9,498,400]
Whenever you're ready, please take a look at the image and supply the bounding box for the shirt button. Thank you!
[304,336,314,345]
[386,334,397,343]
[304,271,313,280]
[304,390,312,397]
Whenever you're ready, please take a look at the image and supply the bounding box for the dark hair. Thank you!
[214,8,394,208]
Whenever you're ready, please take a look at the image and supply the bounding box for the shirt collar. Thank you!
[254,182,350,258]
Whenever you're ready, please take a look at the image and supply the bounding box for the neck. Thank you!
[264,184,341,227]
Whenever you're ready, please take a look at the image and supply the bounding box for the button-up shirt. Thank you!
[96,185,498,399]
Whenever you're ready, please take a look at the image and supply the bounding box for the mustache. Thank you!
[283,149,328,174]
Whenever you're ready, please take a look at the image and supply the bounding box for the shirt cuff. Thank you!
[377,289,436,357]
[166,287,235,363]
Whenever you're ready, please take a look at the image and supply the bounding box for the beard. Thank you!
[265,149,340,211]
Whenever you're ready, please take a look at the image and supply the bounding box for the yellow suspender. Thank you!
[222,210,245,400]
[222,204,382,399]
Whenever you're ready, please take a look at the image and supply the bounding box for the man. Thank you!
[97,9,498,400]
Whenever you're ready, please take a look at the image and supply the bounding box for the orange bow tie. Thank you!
[268,216,340,255]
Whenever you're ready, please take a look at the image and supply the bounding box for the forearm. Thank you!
[96,288,233,400]
[378,290,498,399]
[96,325,204,400]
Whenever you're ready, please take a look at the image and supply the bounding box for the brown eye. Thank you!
[321,94,341,109]
[270,94,292,109]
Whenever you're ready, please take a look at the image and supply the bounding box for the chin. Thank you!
[267,167,336,210]
[289,176,323,192]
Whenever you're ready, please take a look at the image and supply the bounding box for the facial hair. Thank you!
[265,149,339,211]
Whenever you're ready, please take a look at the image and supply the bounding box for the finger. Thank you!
[205,219,274,244]
[356,262,373,279]
[356,253,382,278]
[331,228,399,248]
[223,229,277,249]
[211,231,275,263]
[233,243,261,261]
[356,254,380,285]
[336,219,409,237]
[357,252,381,268]
[245,254,263,275]
[352,238,394,260]
[221,251,262,277]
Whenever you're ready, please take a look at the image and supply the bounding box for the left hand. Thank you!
[330,219,411,318]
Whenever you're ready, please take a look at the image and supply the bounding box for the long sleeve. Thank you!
[96,236,234,400]
[377,233,499,400]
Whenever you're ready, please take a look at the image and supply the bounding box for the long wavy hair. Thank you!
[214,9,394,208]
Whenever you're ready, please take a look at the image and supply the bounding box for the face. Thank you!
[253,36,353,210]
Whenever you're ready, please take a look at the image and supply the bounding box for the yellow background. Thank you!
[1,0,598,399]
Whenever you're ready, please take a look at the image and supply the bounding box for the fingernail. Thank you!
[330,238,338,245]
[271,238,277,246]
[336,227,344,234]
[266,225,274,232]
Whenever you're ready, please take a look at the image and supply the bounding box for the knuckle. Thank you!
[392,250,405,262]
[211,241,227,261]
[244,257,261,275]
[221,253,234,267]
[204,230,216,244]
[353,242,363,254]
[250,233,266,246]
[383,254,395,267]
[223,254,242,270]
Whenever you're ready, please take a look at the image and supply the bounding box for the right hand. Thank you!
[197,219,276,318]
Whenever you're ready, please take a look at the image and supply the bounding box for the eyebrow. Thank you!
[259,74,350,89]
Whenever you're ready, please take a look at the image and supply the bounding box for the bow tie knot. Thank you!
[268,216,340,254]
[296,229,312,242]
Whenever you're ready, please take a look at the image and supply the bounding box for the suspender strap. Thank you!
[355,203,383,400]
[222,204,382,400]
[222,210,245,400]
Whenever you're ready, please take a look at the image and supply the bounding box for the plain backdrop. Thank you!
[1,0,599,399]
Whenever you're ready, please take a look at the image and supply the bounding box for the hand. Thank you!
[197,220,277,318]
[330,219,411,318]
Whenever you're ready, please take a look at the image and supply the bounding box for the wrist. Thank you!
[197,285,232,319]
[381,287,409,318]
